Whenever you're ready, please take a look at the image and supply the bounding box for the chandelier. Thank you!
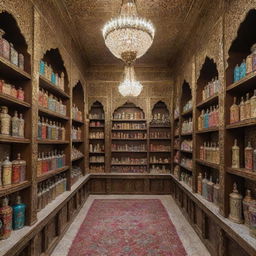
[102,0,155,97]
[118,65,143,97]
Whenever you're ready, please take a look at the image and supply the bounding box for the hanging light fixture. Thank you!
[102,0,155,97]
[118,65,143,97]
[102,0,155,64]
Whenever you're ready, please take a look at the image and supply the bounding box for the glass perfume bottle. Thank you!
[19,154,26,182]
[18,53,24,70]
[213,179,220,207]
[243,189,256,227]
[229,183,243,224]
[251,43,256,71]
[250,89,256,118]
[10,43,18,66]
[12,155,21,184]
[232,139,240,169]
[245,141,253,170]
[197,173,203,195]
[240,97,245,121]
[202,173,208,199]
[0,106,10,135]
[234,64,240,82]
[207,176,214,202]
[11,85,17,98]
[2,156,12,186]
[0,29,10,60]
[18,113,24,138]
[246,52,253,74]
[230,97,239,124]
[12,196,26,230]
[240,59,246,79]
[245,93,251,119]
[17,87,24,101]
[0,198,12,240]
[11,111,19,137]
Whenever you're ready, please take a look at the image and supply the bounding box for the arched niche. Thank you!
[150,101,170,125]
[181,80,192,114]
[226,9,256,86]
[89,101,105,120]
[196,56,219,104]
[113,102,145,120]
[0,11,30,73]
[72,81,85,122]
[41,48,69,92]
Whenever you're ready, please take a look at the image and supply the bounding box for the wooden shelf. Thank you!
[111,138,147,141]
[174,147,180,150]
[89,162,105,164]
[0,56,31,80]
[0,93,31,108]
[226,167,256,181]
[196,127,219,134]
[150,162,171,165]
[111,163,147,166]
[149,137,171,140]
[112,151,147,153]
[174,116,180,121]
[226,71,256,93]
[89,152,105,154]
[39,75,69,99]
[39,107,69,121]
[0,135,30,144]
[38,139,69,144]
[174,134,180,138]
[180,164,193,172]
[90,118,105,121]
[0,181,31,197]
[37,166,69,182]
[180,149,193,154]
[181,132,193,136]
[112,119,146,122]
[112,128,147,131]
[72,139,83,143]
[150,125,171,128]
[150,151,171,153]
[196,94,218,109]
[72,155,84,162]
[196,159,219,169]
[72,118,84,125]
[89,138,104,140]
[181,109,193,116]
[226,119,256,129]
[89,126,105,128]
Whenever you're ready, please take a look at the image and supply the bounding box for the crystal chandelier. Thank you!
[102,0,155,64]
[102,0,155,97]
[118,65,143,97]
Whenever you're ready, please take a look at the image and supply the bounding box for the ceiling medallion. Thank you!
[102,0,155,97]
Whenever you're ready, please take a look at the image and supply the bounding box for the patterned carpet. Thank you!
[68,199,187,256]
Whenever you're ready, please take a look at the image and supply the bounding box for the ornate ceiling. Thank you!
[55,0,208,67]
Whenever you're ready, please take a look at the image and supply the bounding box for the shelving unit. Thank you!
[179,81,193,187]
[71,81,85,183]
[89,101,105,173]
[224,10,256,221]
[195,57,220,200]
[0,12,33,225]
[37,48,71,212]
[149,101,171,174]
[111,102,147,173]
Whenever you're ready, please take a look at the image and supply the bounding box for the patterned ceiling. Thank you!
[57,0,207,67]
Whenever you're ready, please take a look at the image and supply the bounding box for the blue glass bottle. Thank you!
[204,109,209,129]
[12,196,26,230]
[51,72,56,85]
[239,59,246,80]
[234,64,240,82]
[39,60,45,75]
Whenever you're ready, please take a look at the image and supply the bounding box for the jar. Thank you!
[18,53,24,70]
[249,204,256,238]
[0,106,10,136]
[243,189,256,226]
[11,111,19,137]
[0,29,10,60]
[10,43,18,66]
[2,156,12,186]
[229,183,243,224]
[0,198,12,240]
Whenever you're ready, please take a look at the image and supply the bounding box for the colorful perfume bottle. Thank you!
[0,198,12,240]
[2,156,12,186]
[0,29,10,60]
[251,89,256,118]
[240,59,246,79]
[234,64,240,82]
[230,97,239,124]
[12,196,26,230]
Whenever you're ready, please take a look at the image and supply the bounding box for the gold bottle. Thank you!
[232,139,240,169]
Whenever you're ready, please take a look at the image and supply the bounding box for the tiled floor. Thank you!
[51,195,210,256]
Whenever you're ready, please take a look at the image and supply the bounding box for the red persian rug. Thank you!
[68,199,187,256]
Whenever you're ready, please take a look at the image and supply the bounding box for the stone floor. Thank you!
[51,195,210,256]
